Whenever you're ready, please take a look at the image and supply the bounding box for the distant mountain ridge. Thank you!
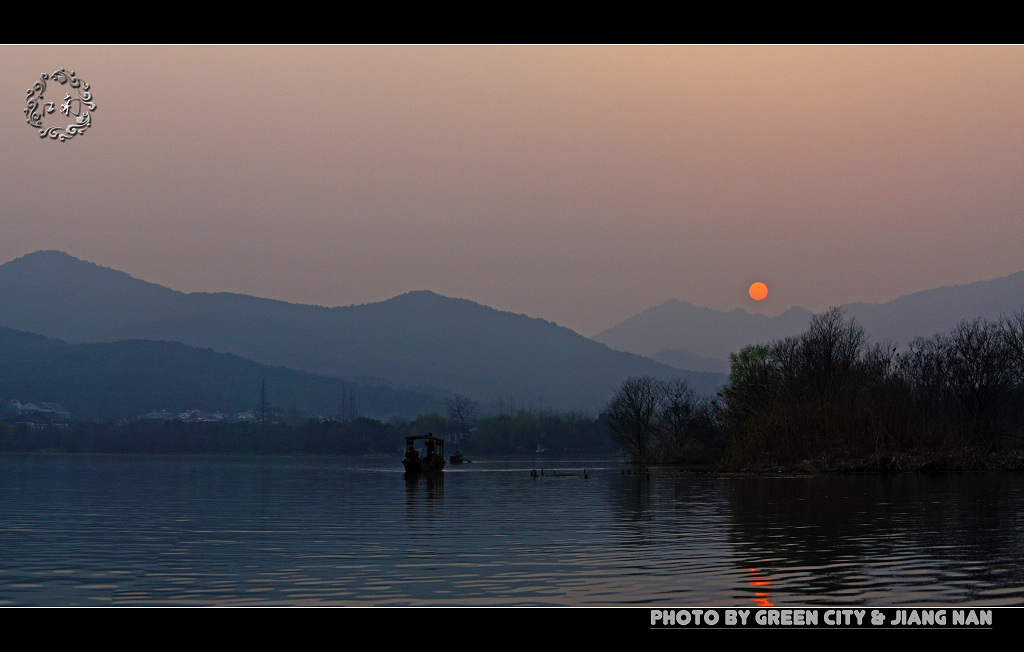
[842,273,1024,344]
[0,326,443,421]
[593,271,1024,372]
[0,251,723,412]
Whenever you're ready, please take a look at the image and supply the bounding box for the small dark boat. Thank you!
[449,450,467,464]
[403,434,445,473]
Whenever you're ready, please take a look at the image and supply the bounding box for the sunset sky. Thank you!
[2,45,1021,336]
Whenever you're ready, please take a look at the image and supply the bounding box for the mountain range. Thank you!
[2,250,1019,417]
[0,251,721,414]
[593,271,1024,373]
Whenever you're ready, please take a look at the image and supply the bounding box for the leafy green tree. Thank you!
[409,412,447,437]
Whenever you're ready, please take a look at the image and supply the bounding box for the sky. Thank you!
[2,45,1021,336]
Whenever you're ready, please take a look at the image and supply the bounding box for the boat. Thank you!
[449,450,468,464]
[403,434,446,473]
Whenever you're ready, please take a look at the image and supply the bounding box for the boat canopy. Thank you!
[405,435,445,443]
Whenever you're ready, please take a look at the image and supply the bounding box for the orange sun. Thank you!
[749,282,768,301]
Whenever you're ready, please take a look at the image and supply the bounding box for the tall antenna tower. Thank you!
[260,378,267,430]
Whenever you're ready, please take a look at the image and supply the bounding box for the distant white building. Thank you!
[7,400,71,430]
[37,403,71,421]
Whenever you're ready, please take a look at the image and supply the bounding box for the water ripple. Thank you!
[1,455,1022,605]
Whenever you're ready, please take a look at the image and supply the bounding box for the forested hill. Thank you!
[0,326,443,421]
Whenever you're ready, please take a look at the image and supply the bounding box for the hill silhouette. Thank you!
[0,326,443,421]
[0,251,723,412]
[594,272,1024,371]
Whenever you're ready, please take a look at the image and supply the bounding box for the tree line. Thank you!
[603,376,722,464]
[605,308,1024,471]
[0,408,617,456]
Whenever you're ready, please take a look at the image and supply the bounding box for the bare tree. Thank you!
[446,393,478,440]
[799,307,867,399]
[658,378,697,447]
[899,335,948,411]
[943,317,1013,433]
[605,376,662,463]
[1003,310,1024,386]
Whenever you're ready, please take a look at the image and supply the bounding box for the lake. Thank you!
[0,454,1022,606]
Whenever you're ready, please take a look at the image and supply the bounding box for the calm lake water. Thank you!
[0,454,1022,606]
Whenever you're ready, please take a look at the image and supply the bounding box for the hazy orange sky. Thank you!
[3,45,1021,335]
